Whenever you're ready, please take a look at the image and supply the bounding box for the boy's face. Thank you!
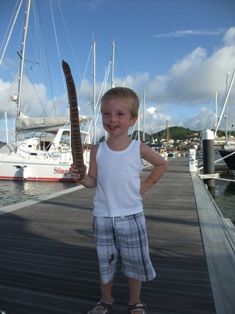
[101,98,137,136]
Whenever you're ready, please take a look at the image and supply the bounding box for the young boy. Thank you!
[70,87,168,314]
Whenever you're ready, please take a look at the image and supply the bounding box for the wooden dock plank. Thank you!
[0,158,216,314]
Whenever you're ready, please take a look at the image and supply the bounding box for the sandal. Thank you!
[127,302,147,314]
[87,298,115,314]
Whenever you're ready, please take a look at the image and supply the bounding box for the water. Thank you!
[0,181,77,208]
[211,174,235,223]
[0,176,235,224]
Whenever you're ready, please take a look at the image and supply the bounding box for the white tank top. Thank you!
[93,140,144,217]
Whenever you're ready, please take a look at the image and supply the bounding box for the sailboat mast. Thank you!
[111,41,115,88]
[0,0,23,65]
[215,68,235,136]
[92,40,97,144]
[16,0,31,117]
[5,111,9,144]
[143,91,146,142]
[215,90,218,137]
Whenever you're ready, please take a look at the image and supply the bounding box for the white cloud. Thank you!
[76,0,105,10]
[223,27,235,45]
[152,28,226,38]
[183,107,216,131]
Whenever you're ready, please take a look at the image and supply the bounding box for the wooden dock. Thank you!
[0,157,234,314]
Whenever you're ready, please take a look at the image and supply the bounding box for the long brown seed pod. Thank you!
[62,60,85,180]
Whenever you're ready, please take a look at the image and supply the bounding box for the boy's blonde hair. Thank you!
[101,87,139,117]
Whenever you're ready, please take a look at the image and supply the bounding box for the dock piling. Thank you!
[202,129,215,189]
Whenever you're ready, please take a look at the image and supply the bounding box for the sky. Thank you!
[0,0,235,143]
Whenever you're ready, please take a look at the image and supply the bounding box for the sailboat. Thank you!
[219,144,235,177]
[0,0,90,181]
[216,68,235,177]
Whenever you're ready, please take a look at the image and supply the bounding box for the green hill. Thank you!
[132,126,234,143]
[154,126,199,141]
[131,126,199,142]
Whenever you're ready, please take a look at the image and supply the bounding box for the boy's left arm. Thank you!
[140,142,168,195]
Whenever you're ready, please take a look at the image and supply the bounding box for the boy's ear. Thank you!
[130,115,138,126]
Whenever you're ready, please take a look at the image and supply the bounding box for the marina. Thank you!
[0,157,234,314]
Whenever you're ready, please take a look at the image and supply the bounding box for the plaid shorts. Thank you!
[93,212,156,284]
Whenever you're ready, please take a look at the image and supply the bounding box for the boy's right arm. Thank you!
[70,144,98,188]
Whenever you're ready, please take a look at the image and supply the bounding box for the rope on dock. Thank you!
[198,150,235,172]
[198,174,235,182]
[214,177,235,182]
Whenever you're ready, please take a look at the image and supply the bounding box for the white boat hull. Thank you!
[0,129,90,181]
[0,149,89,181]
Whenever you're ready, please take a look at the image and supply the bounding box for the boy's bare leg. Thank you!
[100,276,114,303]
[128,277,142,304]
[91,277,114,313]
